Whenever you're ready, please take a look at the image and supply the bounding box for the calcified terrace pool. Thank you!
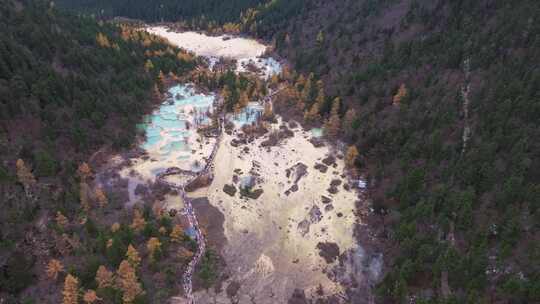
[137,85,213,156]
[132,84,264,175]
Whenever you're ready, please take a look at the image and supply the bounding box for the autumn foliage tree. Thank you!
[324,97,342,139]
[130,209,146,232]
[146,237,162,262]
[56,211,69,229]
[62,274,79,304]
[116,260,143,303]
[345,145,359,169]
[95,265,114,289]
[111,222,121,233]
[83,290,101,303]
[46,259,64,280]
[393,83,408,106]
[16,159,36,194]
[170,225,184,242]
[126,245,141,268]
[95,188,108,208]
[96,32,111,48]
[77,162,92,181]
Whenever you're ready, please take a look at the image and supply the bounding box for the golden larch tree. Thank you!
[95,265,114,289]
[178,247,194,260]
[62,274,79,304]
[16,159,36,191]
[116,260,143,304]
[239,91,250,109]
[126,245,141,268]
[83,290,101,303]
[96,33,111,48]
[111,222,121,233]
[77,162,92,181]
[263,102,273,121]
[95,188,108,208]
[130,209,146,232]
[304,102,321,123]
[324,97,342,138]
[56,211,69,229]
[170,225,184,243]
[345,145,359,169]
[146,237,162,262]
[46,259,64,280]
[393,83,408,106]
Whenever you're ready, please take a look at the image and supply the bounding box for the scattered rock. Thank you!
[314,163,328,173]
[231,138,246,147]
[223,184,237,197]
[285,184,299,196]
[286,162,308,184]
[242,188,264,200]
[343,183,350,191]
[322,155,336,167]
[324,204,334,212]
[309,138,325,148]
[321,196,332,205]
[226,281,241,298]
[288,121,298,129]
[337,212,343,217]
[297,220,310,236]
[330,179,342,187]
[309,205,323,223]
[327,186,339,194]
[185,173,213,192]
[288,289,308,304]
[316,242,340,264]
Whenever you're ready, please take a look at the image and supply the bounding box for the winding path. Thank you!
[163,85,276,303]
[159,113,223,304]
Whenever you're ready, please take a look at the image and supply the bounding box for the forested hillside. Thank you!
[0,0,198,302]
[4,0,540,303]
[253,0,540,303]
[55,0,266,25]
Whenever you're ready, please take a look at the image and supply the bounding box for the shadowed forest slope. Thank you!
[0,0,198,302]
[251,1,540,303]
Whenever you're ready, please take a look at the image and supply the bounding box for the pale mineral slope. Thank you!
[190,121,359,303]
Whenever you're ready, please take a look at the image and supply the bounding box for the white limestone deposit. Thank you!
[146,26,282,79]
[189,119,360,303]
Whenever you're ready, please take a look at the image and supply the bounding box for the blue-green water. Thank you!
[139,84,215,154]
[311,128,323,138]
[232,103,263,127]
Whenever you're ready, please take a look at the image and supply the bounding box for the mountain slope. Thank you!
[35,0,540,303]
[0,0,197,301]
[55,0,266,24]
[252,0,540,303]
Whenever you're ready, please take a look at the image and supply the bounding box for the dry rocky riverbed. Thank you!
[188,118,370,303]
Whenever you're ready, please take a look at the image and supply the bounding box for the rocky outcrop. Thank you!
[223,184,237,196]
[316,242,340,264]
